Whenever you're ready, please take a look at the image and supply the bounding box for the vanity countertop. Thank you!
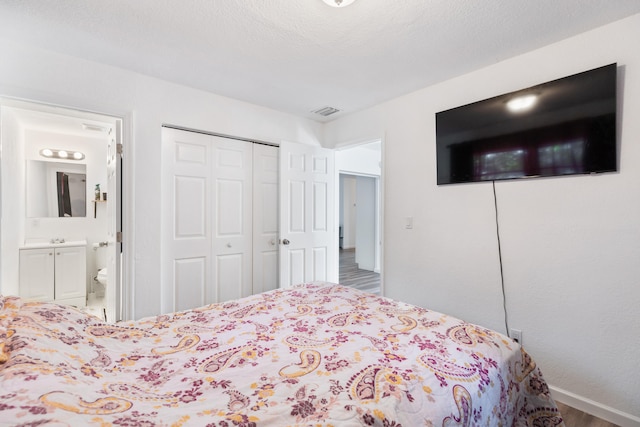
[21,240,87,250]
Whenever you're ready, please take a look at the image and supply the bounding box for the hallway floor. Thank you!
[339,248,380,295]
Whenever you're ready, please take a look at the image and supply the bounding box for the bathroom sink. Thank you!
[22,239,87,249]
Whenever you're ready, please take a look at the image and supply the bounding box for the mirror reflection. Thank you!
[26,160,87,218]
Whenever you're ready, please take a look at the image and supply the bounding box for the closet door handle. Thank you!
[269,239,276,246]
[282,239,290,245]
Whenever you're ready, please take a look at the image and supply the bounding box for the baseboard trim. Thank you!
[550,385,640,427]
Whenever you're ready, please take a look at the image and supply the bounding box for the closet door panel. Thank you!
[163,128,280,310]
[253,144,279,294]
[174,257,206,311]
[162,128,213,313]
[217,254,244,302]
[175,176,206,238]
[216,179,244,235]
[212,137,253,300]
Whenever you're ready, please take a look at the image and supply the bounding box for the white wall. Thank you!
[0,37,324,319]
[355,175,376,271]
[340,175,357,249]
[325,14,640,423]
[0,109,23,292]
[335,143,381,176]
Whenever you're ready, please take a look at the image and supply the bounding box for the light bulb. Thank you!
[506,94,537,112]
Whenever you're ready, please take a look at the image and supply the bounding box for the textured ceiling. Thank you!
[1,0,639,122]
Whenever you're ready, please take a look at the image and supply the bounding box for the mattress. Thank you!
[0,282,563,426]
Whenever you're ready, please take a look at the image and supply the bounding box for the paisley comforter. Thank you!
[0,282,563,426]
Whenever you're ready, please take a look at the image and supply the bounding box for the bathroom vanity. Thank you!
[19,240,87,307]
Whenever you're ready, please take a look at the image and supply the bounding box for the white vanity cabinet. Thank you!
[19,244,87,307]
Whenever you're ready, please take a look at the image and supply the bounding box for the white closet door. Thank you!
[279,141,336,287]
[161,128,213,313]
[162,127,276,312]
[212,137,253,302]
[253,144,279,294]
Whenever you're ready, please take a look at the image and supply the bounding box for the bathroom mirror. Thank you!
[26,160,87,218]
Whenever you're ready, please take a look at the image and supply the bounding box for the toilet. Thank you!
[95,268,107,297]
[96,268,108,285]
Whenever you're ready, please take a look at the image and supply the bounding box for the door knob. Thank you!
[226,243,232,248]
[282,239,290,245]
[269,239,276,246]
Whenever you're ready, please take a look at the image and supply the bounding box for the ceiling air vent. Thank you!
[312,106,340,117]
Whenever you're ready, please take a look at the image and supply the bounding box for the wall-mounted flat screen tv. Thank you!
[436,63,617,185]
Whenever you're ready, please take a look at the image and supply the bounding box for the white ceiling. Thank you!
[1,0,639,122]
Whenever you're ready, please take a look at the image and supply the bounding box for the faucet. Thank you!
[49,238,66,244]
[92,241,109,250]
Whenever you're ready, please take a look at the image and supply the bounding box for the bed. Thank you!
[0,282,563,426]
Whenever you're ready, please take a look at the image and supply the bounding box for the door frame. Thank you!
[334,137,384,295]
[0,97,133,321]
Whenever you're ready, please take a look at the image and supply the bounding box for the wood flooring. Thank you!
[556,402,620,427]
[339,248,380,295]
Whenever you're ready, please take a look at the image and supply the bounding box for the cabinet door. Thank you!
[54,246,87,302]
[19,248,55,301]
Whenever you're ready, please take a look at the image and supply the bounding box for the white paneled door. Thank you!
[279,141,336,287]
[253,144,279,294]
[212,138,253,303]
[162,128,279,313]
[106,122,122,322]
[162,129,336,313]
[162,128,213,313]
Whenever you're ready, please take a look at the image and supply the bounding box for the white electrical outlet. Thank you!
[510,328,522,345]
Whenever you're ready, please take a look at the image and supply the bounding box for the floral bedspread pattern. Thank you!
[0,283,563,426]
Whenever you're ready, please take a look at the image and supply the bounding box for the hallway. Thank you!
[339,248,380,295]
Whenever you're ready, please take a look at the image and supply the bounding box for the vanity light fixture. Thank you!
[39,148,85,161]
[322,0,357,7]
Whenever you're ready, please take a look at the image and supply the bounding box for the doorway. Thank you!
[336,141,382,294]
[0,99,124,322]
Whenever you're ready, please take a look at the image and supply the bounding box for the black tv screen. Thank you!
[436,63,617,185]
